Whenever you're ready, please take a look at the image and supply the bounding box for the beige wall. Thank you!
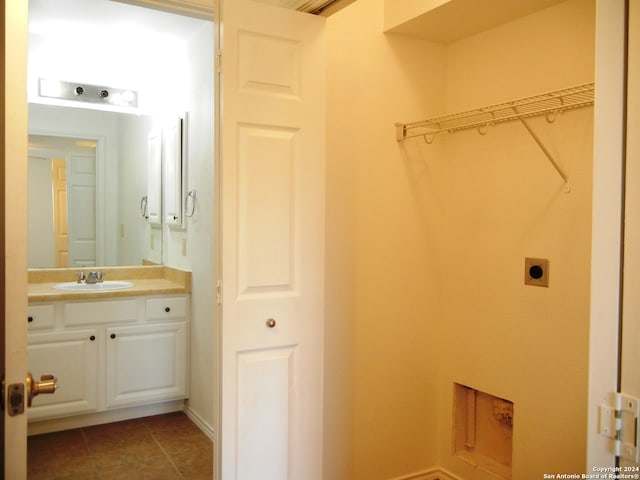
[325,0,595,478]
[438,1,595,477]
[325,1,446,478]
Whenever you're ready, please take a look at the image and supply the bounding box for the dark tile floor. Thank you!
[27,412,213,479]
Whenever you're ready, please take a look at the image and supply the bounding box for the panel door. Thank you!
[28,329,99,420]
[105,322,188,407]
[163,117,184,227]
[3,1,29,477]
[147,130,162,226]
[66,153,97,267]
[219,1,326,479]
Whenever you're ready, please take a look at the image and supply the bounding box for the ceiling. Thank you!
[385,0,568,44]
[29,0,205,41]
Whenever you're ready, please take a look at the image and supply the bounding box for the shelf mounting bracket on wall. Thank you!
[395,83,594,192]
[517,115,570,191]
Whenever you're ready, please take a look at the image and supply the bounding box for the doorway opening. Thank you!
[26,2,216,478]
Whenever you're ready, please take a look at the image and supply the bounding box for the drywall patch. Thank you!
[453,383,513,480]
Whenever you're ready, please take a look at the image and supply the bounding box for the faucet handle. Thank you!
[95,272,105,283]
[76,272,86,284]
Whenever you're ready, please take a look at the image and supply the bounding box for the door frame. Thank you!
[587,0,630,469]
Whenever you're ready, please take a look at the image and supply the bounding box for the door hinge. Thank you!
[216,280,222,305]
[598,392,640,462]
[216,49,223,74]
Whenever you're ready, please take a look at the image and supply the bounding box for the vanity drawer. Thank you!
[146,297,187,321]
[28,304,56,331]
[64,299,138,326]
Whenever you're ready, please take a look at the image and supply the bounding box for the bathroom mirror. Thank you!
[28,103,164,268]
[27,0,204,270]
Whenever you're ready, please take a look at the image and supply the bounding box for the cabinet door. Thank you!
[163,117,183,228]
[146,130,162,226]
[28,329,99,421]
[105,322,187,408]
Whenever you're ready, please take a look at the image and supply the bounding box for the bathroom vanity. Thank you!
[26,266,191,434]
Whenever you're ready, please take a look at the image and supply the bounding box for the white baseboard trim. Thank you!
[183,405,215,442]
[27,400,185,436]
[388,467,464,480]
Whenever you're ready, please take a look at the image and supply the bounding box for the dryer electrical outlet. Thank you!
[524,257,549,287]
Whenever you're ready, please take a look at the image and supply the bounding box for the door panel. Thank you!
[67,154,97,267]
[106,322,187,407]
[163,118,183,227]
[237,346,296,479]
[220,1,326,478]
[28,329,99,420]
[147,130,162,225]
[238,125,297,293]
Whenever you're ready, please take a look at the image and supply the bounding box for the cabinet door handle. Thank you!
[165,307,171,313]
[90,335,96,341]
[28,316,33,323]
[110,333,116,339]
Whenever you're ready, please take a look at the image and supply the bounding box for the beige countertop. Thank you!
[28,266,191,303]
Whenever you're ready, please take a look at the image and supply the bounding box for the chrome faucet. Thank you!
[85,271,104,284]
[77,271,105,284]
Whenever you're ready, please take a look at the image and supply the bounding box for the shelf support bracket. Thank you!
[518,116,569,190]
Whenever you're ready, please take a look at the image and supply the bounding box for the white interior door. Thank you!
[219,1,326,478]
[3,1,29,478]
[147,130,162,226]
[66,153,97,267]
[163,117,183,227]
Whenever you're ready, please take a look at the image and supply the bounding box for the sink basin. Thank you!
[53,281,134,292]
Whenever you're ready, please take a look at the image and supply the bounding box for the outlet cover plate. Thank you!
[524,258,549,287]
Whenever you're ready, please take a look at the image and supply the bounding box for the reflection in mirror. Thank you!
[27,0,207,271]
[28,135,97,268]
[28,104,162,268]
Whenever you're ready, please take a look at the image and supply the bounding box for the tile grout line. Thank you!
[149,430,186,480]
[27,414,210,479]
[79,427,101,478]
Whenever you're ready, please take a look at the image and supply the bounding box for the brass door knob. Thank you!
[26,372,58,407]
[266,318,276,328]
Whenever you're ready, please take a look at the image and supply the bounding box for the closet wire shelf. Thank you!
[395,83,594,142]
[394,82,595,187]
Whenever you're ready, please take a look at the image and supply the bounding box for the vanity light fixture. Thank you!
[38,78,138,108]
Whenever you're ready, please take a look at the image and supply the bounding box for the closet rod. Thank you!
[395,82,595,142]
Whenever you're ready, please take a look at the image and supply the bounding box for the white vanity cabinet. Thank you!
[106,296,188,407]
[27,295,189,424]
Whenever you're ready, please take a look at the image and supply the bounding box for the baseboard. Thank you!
[27,400,185,436]
[28,400,216,442]
[388,466,464,480]
[183,404,215,442]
